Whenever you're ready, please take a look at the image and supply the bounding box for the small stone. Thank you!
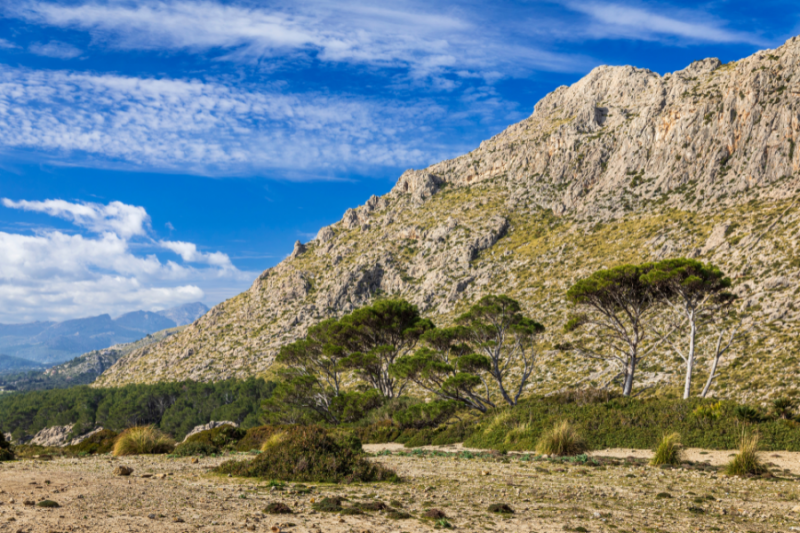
[173,517,185,523]
[23,500,35,506]
[113,466,133,476]
[148,513,156,519]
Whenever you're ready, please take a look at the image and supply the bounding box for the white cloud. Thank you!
[2,198,150,238]
[565,2,766,45]
[160,240,234,269]
[0,64,495,175]
[0,198,252,323]
[29,40,83,58]
[9,0,588,78]
[0,38,17,49]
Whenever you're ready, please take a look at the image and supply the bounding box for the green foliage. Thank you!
[330,390,385,424]
[650,432,683,466]
[65,429,118,456]
[488,503,514,514]
[173,424,245,457]
[112,426,175,456]
[392,400,460,429]
[535,420,587,456]
[233,425,287,452]
[770,397,796,420]
[464,394,800,452]
[215,426,398,483]
[734,404,763,423]
[0,378,273,441]
[725,432,767,476]
[0,431,13,461]
[264,502,293,514]
[36,500,60,508]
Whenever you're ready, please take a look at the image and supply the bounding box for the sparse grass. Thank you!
[725,432,768,477]
[650,432,683,466]
[535,421,587,456]
[112,426,175,457]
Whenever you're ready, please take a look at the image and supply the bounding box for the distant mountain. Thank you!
[156,302,209,326]
[0,354,45,374]
[0,327,182,392]
[0,302,207,365]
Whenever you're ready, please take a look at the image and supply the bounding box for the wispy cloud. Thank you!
[29,40,83,58]
[0,38,18,49]
[9,0,589,79]
[0,64,507,175]
[0,198,253,322]
[564,2,767,45]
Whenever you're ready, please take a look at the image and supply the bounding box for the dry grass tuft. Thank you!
[725,432,767,477]
[112,426,175,457]
[650,432,683,466]
[535,420,587,456]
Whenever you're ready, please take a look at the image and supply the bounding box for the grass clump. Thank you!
[488,503,514,514]
[387,510,413,519]
[263,502,292,514]
[216,426,398,483]
[655,492,672,499]
[112,426,175,456]
[650,432,683,466]
[725,432,768,477]
[36,500,60,508]
[233,425,288,452]
[535,421,587,456]
[173,424,244,457]
[313,497,345,512]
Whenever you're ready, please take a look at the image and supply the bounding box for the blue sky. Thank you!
[0,0,796,323]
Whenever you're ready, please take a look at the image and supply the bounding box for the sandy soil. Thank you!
[2,446,800,533]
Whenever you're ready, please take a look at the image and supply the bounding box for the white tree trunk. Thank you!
[683,314,696,400]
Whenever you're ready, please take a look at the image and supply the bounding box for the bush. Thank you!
[393,401,460,430]
[215,425,398,483]
[650,433,682,466]
[331,390,385,424]
[535,421,587,456]
[0,432,13,461]
[112,426,175,456]
[173,424,244,457]
[234,425,287,452]
[464,396,800,452]
[66,430,118,456]
[725,432,768,477]
[734,405,762,423]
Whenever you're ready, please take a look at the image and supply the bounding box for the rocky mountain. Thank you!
[97,37,800,402]
[0,303,207,364]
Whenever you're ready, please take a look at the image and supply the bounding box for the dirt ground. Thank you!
[2,445,800,533]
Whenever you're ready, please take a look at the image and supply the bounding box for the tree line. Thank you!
[266,258,749,423]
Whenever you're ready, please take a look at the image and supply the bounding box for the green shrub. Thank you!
[36,500,60,508]
[770,397,796,420]
[173,424,244,457]
[725,433,768,476]
[215,426,398,483]
[393,401,460,430]
[233,425,287,452]
[331,390,385,424]
[463,396,800,452]
[650,432,682,466]
[535,421,587,456]
[734,405,762,423]
[264,502,293,514]
[112,426,175,456]
[488,503,514,514]
[66,429,118,456]
[0,433,13,461]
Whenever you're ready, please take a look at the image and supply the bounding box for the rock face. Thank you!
[181,421,239,442]
[30,425,74,447]
[97,37,800,402]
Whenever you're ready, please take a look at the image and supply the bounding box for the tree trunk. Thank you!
[683,316,696,400]
[701,353,720,398]
[622,356,637,396]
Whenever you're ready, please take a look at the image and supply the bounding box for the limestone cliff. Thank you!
[96,37,800,402]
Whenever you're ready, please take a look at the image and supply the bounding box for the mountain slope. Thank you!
[97,37,800,402]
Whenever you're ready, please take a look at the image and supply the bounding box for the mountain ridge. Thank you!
[96,36,800,402]
[0,302,208,364]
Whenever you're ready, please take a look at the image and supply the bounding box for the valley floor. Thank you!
[1,446,799,533]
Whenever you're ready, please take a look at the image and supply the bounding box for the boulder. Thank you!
[182,421,239,442]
